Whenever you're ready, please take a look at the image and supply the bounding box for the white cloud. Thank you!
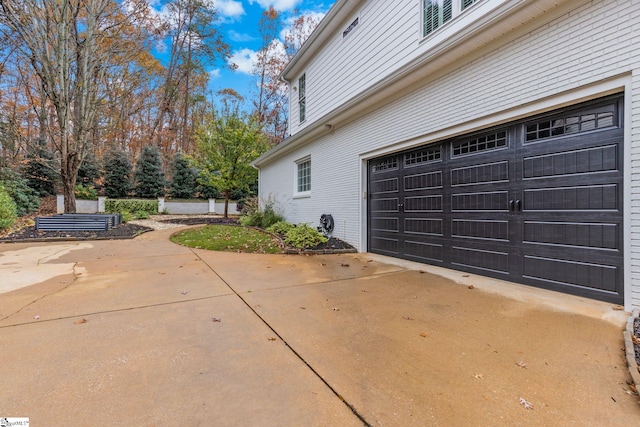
[248,0,302,12]
[213,0,245,18]
[228,48,259,74]
[209,68,221,79]
[229,30,257,42]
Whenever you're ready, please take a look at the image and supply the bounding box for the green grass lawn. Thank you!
[170,225,283,254]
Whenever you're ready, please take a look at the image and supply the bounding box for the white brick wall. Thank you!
[260,0,640,308]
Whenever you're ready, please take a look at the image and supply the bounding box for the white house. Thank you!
[253,0,640,309]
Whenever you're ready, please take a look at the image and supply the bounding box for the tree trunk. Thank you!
[224,189,229,218]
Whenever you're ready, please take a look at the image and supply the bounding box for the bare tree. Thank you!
[0,0,149,212]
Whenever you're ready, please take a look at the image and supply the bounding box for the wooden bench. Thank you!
[35,214,122,231]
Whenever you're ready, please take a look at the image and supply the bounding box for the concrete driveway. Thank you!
[0,228,638,426]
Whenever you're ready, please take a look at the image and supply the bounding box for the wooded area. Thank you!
[0,0,320,216]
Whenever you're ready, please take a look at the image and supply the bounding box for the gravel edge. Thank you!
[623,309,640,392]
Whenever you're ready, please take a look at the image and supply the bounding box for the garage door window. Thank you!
[452,130,507,157]
[525,109,616,142]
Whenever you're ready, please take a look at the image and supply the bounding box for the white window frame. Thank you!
[422,0,481,38]
[294,156,311,197]
[298,74,306,123]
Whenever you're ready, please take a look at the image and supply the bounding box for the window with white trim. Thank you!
[296,157,311,194]
[423,0,480,37]
[298,74,306,123]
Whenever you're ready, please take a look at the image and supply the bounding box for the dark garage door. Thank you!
[368,95,624,304]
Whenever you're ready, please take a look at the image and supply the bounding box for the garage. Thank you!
[368,95,624,304]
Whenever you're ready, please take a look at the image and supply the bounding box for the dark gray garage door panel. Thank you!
[368,95,624,304]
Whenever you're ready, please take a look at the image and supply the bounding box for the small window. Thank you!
[423,0,453,36]
[298,74,306,123]
[423,0,480,37]
[296,158,311,193]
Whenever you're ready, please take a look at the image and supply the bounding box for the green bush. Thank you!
[74,184,98,200]
[0,183,17,230]
[135,210,150,219]
[239,197,283,228]
[266,221,294,236]
[261,205,284,228]
[284,223,328,249]
[105,199,158,216]
[0,167,40,216]
[120,210,134,222]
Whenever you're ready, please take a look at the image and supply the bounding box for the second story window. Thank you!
[298,74,306,123]
[423,0,480,37]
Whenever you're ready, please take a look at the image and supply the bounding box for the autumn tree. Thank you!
[193,90,268,217]
[251,9,321,144]
[0,0,150,212]
[151,0,230,154]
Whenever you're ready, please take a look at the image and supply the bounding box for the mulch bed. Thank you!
[0,222,153,242]
[158,217,240,226]
[0,215,357,253]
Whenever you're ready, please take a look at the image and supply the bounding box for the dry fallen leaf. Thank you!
[632,335,640,345]
[419,270,426,274]
[300,307,306,310]
[462,274,470,278]
[361,289,370,293]
[468,285,475,289]
[74,318,87,325]
[473,373,484,379]
[212,317,221,322]
[519,397,533,410]
[612,306,624,311]
[420,332,428,338]
[268,337,277,341]
[516,361,528,369]
[341,263,350,267]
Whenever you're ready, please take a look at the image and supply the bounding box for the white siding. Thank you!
[260,0,640,308]
[287,0,565,135]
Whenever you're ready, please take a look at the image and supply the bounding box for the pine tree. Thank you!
[76,151,102,188]
[103,149,133,198]
[169,153,197,199]
[134,145,165,198]
[22,140,58,196]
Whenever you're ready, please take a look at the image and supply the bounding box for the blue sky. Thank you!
[181,0,333,107]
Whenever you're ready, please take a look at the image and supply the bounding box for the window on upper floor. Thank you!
[298,74,306,123]
[296,157,311,194]
[423,0,480,37]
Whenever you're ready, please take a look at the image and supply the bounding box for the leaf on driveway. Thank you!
[268,337,277,341]
[516,360,528,368]
[519,397,533,409]
[212,317,221,322]
[74,318,87,325]
[468,285,475,289]
[420,332,428,337]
